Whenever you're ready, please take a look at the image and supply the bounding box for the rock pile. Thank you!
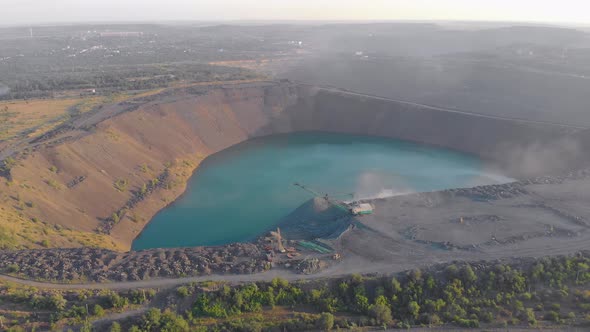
[0,244,266,282]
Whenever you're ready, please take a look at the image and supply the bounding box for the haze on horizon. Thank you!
[2,0,590,26]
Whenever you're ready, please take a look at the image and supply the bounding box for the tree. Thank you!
[375,295,390,307]
[93,304,105,317]
[544,311,560,322]
[409,269,423,282]
[47,293,67,311]
[140,183,148,196]
[524,308,537,326]
[271,277,289,289]
[354,294,370,314]
[370,303,393,326]
[391,277,402,293]
[160,310,190,332]
[109,322,122,332]
[576,262,589,283]
[6,264,19,273]
[176,286,190,298]
[462,265,477,284]
[425,276,436,291]
[445,265,459,278]
[408,301,421,321]
[316,312,334,330]
[143,308,162,331]
[80,321,93,332]
[106,293,128,309]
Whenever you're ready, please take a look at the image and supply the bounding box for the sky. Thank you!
[2,0,590,26]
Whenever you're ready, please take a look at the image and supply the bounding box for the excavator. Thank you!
[293,183,373,215]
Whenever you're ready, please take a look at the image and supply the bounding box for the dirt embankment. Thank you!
[0,80,586,252]
[0,82,301,250]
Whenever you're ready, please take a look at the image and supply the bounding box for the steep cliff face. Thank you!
[273,89,583,178]
[1,81,584,250]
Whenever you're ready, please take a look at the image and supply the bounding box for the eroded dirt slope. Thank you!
[0,82,301,250]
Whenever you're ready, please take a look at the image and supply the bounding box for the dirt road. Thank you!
[0,269,326,290]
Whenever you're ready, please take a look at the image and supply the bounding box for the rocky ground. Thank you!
[318,167,590,277]
[0,243,268,282]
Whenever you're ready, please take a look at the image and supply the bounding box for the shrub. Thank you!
[6,263,20,273]
[544,311,560,322]
[1,157,17,172]
[45,179,61,190]
[369,303,393,326]
[176,286,190,298]
[455,318,479,328]
[109,322,122,332]
[34,293,67,312]
[106,293,129,309]
[408,301,421,320]
[139,183,148,196]
[93,304,105,317]
[114,179,128,192]
[316,312,334,330]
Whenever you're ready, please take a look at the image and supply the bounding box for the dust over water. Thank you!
[131,132,512,250]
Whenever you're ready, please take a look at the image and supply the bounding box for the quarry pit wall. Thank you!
[3,81,584,250]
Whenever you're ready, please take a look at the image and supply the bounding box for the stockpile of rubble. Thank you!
[0,244,267,282]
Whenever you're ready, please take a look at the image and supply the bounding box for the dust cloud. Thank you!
[496,137,583,178]
[351,171,415,201]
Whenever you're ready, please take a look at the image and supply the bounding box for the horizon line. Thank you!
[1,18,589,29]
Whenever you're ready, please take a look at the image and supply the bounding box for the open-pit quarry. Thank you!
[1,80,590,283]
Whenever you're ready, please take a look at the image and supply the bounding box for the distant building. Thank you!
[99,31,143,38]
[80,89,97,96]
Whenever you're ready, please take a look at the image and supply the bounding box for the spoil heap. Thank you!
[279,197,353,240]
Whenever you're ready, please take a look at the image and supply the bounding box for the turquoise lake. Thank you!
[132,132,512,250]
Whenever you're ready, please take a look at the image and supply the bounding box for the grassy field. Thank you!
[0,91,163,146]
[0,80,264,146]
[0,98,83,142]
